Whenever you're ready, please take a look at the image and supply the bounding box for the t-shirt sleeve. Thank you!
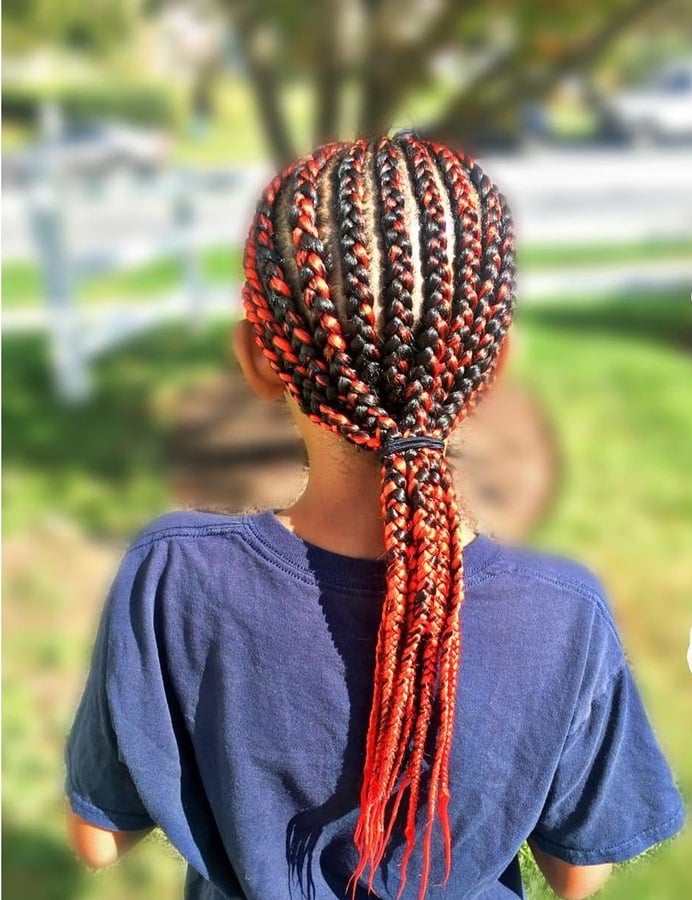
[65,540,162,832]
[65,524,223,881]
[529,608,686,865]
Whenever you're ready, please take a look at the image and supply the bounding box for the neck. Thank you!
[276,435,476,559]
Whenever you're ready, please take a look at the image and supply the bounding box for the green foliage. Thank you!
[2,0,135,56]
[605,12,692,85]
[2,81,179,128]
[222,0,679,155]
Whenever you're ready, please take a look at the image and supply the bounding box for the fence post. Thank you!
[30,184,89,401]
[30,103,89,401]
[172,168,206,325]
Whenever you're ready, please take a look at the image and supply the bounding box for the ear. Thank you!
[495,333,513,377]
[232,319,285,401]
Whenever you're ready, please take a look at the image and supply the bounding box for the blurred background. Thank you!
[2,1,691,898]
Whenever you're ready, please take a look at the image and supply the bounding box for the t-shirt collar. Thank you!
[246,510,498,592]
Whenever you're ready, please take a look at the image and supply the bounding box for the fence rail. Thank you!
[5,143,692,401]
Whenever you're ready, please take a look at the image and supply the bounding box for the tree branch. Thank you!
[358,0,477,134]
[230,2,297,166]
[362,0,483,134]
[427,0,659,142]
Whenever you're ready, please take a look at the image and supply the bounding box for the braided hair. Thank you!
[242,133,515,899]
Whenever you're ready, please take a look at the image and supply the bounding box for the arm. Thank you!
[67,805,152,869]
[528,837,613,900]
[64,540,166,868]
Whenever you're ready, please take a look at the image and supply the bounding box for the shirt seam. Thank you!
[565,661,628,735]
[241,522,387,595]
[66,780,154,825]
[129,522,247,553]
[475,562,621,647]
[244,518,507,594]
[129,524,610,614]
[507,564,606,604]
[462,547,504,588]
[126,516,613,607]
[533,807,685,856]
[128,520,385,595]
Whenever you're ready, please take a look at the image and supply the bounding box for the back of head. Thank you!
[242,132,516,899]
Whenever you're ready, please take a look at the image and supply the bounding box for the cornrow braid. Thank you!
[374,138,417,418]
[242,133,516,900]
[398,137,454,429]
[288,147,395,442]
[335,139,382,387]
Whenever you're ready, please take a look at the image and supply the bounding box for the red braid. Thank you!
[242,133,516,899]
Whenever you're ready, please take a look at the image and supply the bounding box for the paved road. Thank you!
[3,146,691,263]
[488,145,692,246]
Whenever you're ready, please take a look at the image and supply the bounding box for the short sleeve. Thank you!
[530,655,686,864]
[64,525,226,881]
[65,548,156,831]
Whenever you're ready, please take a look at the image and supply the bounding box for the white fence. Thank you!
[21,165,267,400]
[4,145,691,401]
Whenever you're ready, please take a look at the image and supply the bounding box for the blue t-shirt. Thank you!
[65,510,685,899]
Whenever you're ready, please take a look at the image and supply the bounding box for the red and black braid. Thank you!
[334,139,382,387]
[398,137,454,426]
[374,137,417,416]
[288,146,394,444]
[242,133,516,900]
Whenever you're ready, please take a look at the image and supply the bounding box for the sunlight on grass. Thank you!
[2,247,243,309]
[513,295,692,899]
[2,261,44,307]
[519,237,692,269]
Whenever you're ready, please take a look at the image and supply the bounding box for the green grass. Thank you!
[2,260,44,307]
[519,237,692,269]
[3,293,691,899]
[2,325,232,536]
[4,238,692,310]
[3,326,232,897]
[2,246,243,309]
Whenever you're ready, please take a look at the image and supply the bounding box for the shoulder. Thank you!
[127,508,250,552]
[103,511,271,633]
[482,537,610,610]
[106,509,266,609]
[476,537,625,660]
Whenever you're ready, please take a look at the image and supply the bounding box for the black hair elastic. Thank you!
[379,435,446,460]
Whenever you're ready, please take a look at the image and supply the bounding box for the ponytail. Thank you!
[242,133,515,899]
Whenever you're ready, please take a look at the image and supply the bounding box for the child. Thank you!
[65,134,685,900]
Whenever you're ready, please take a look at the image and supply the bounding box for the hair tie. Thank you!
[379,435,446,460]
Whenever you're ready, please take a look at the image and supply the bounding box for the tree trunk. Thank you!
[359,0,481,136]
[314,0,342,144]
[232,6,296,166]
